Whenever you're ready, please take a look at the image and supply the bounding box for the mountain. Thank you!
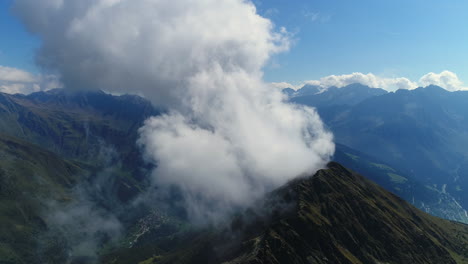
[0,134,87,263]
[0,90,161,263]
[290,83,388,107]
[2,88,468,263]
[334,144,468,223]
[0,89,157,163]
[294,84,322,96]
[290,84,468,222]
[133,163,468,264]
[0,89,161,199]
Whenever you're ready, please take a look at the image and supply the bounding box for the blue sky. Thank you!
[255,0,468,84]
[1,0,468,86]
[0,0,39,73]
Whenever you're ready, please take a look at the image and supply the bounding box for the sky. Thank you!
[0,0,38,72]
[255,0,468,85]
[1,0,468,92]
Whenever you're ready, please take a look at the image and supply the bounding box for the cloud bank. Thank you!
[0,65,61,94]
[15,0,334,224]
[295,71,466,92]
[304,72,418,91]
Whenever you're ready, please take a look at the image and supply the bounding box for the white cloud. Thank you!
[303,72,418,92]
[301,71,466,92]
[0,65,37,82]
[419,71,466,91]
[15,0,334,224]
[14,0,291,106]
[270,81,297,90]
[0,65,61,94]
[0,83,39,94]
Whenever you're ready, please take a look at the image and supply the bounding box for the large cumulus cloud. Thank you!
[419,71,466,91]
[14,0,334,224]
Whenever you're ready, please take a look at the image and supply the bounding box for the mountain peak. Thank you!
[290,83,387,108]
[410,85,448,94]
[295,84,322,96]
[423,84,448,92]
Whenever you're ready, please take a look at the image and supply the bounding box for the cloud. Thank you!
[138,72,334,222]
[419,71,467,91]
[263,8,279,18]
[0,65,36,82]
[0,65,61,94]
[45,194,122,259]
[270,81,297,90]
[13,0,291,106]
[303,11,331,23]
[304,72,418,92]
[302,71,466,92]
[15,0,335,224]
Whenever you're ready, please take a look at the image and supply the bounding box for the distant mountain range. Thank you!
[287,83,468,223]
[288,83,387,107]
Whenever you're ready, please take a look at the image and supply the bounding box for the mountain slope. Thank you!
[0,89,158,165]
[0,89,161,202]
[319,86,468,210]
[0,90,162,263]
[139,163,468,264]
[334,143,468,223]
[0,134,87,264]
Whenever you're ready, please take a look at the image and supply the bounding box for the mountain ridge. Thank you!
[134,162,468,264]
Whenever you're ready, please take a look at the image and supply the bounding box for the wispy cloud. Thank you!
[263,8,279,18]
[303,11,331,23]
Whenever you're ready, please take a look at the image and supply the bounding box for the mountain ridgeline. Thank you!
[126,163,468,264]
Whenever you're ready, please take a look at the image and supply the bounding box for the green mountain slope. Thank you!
[0,134,86,264]
[0,90,160,263]
[141,163,468,264]
[0,90,157,167]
